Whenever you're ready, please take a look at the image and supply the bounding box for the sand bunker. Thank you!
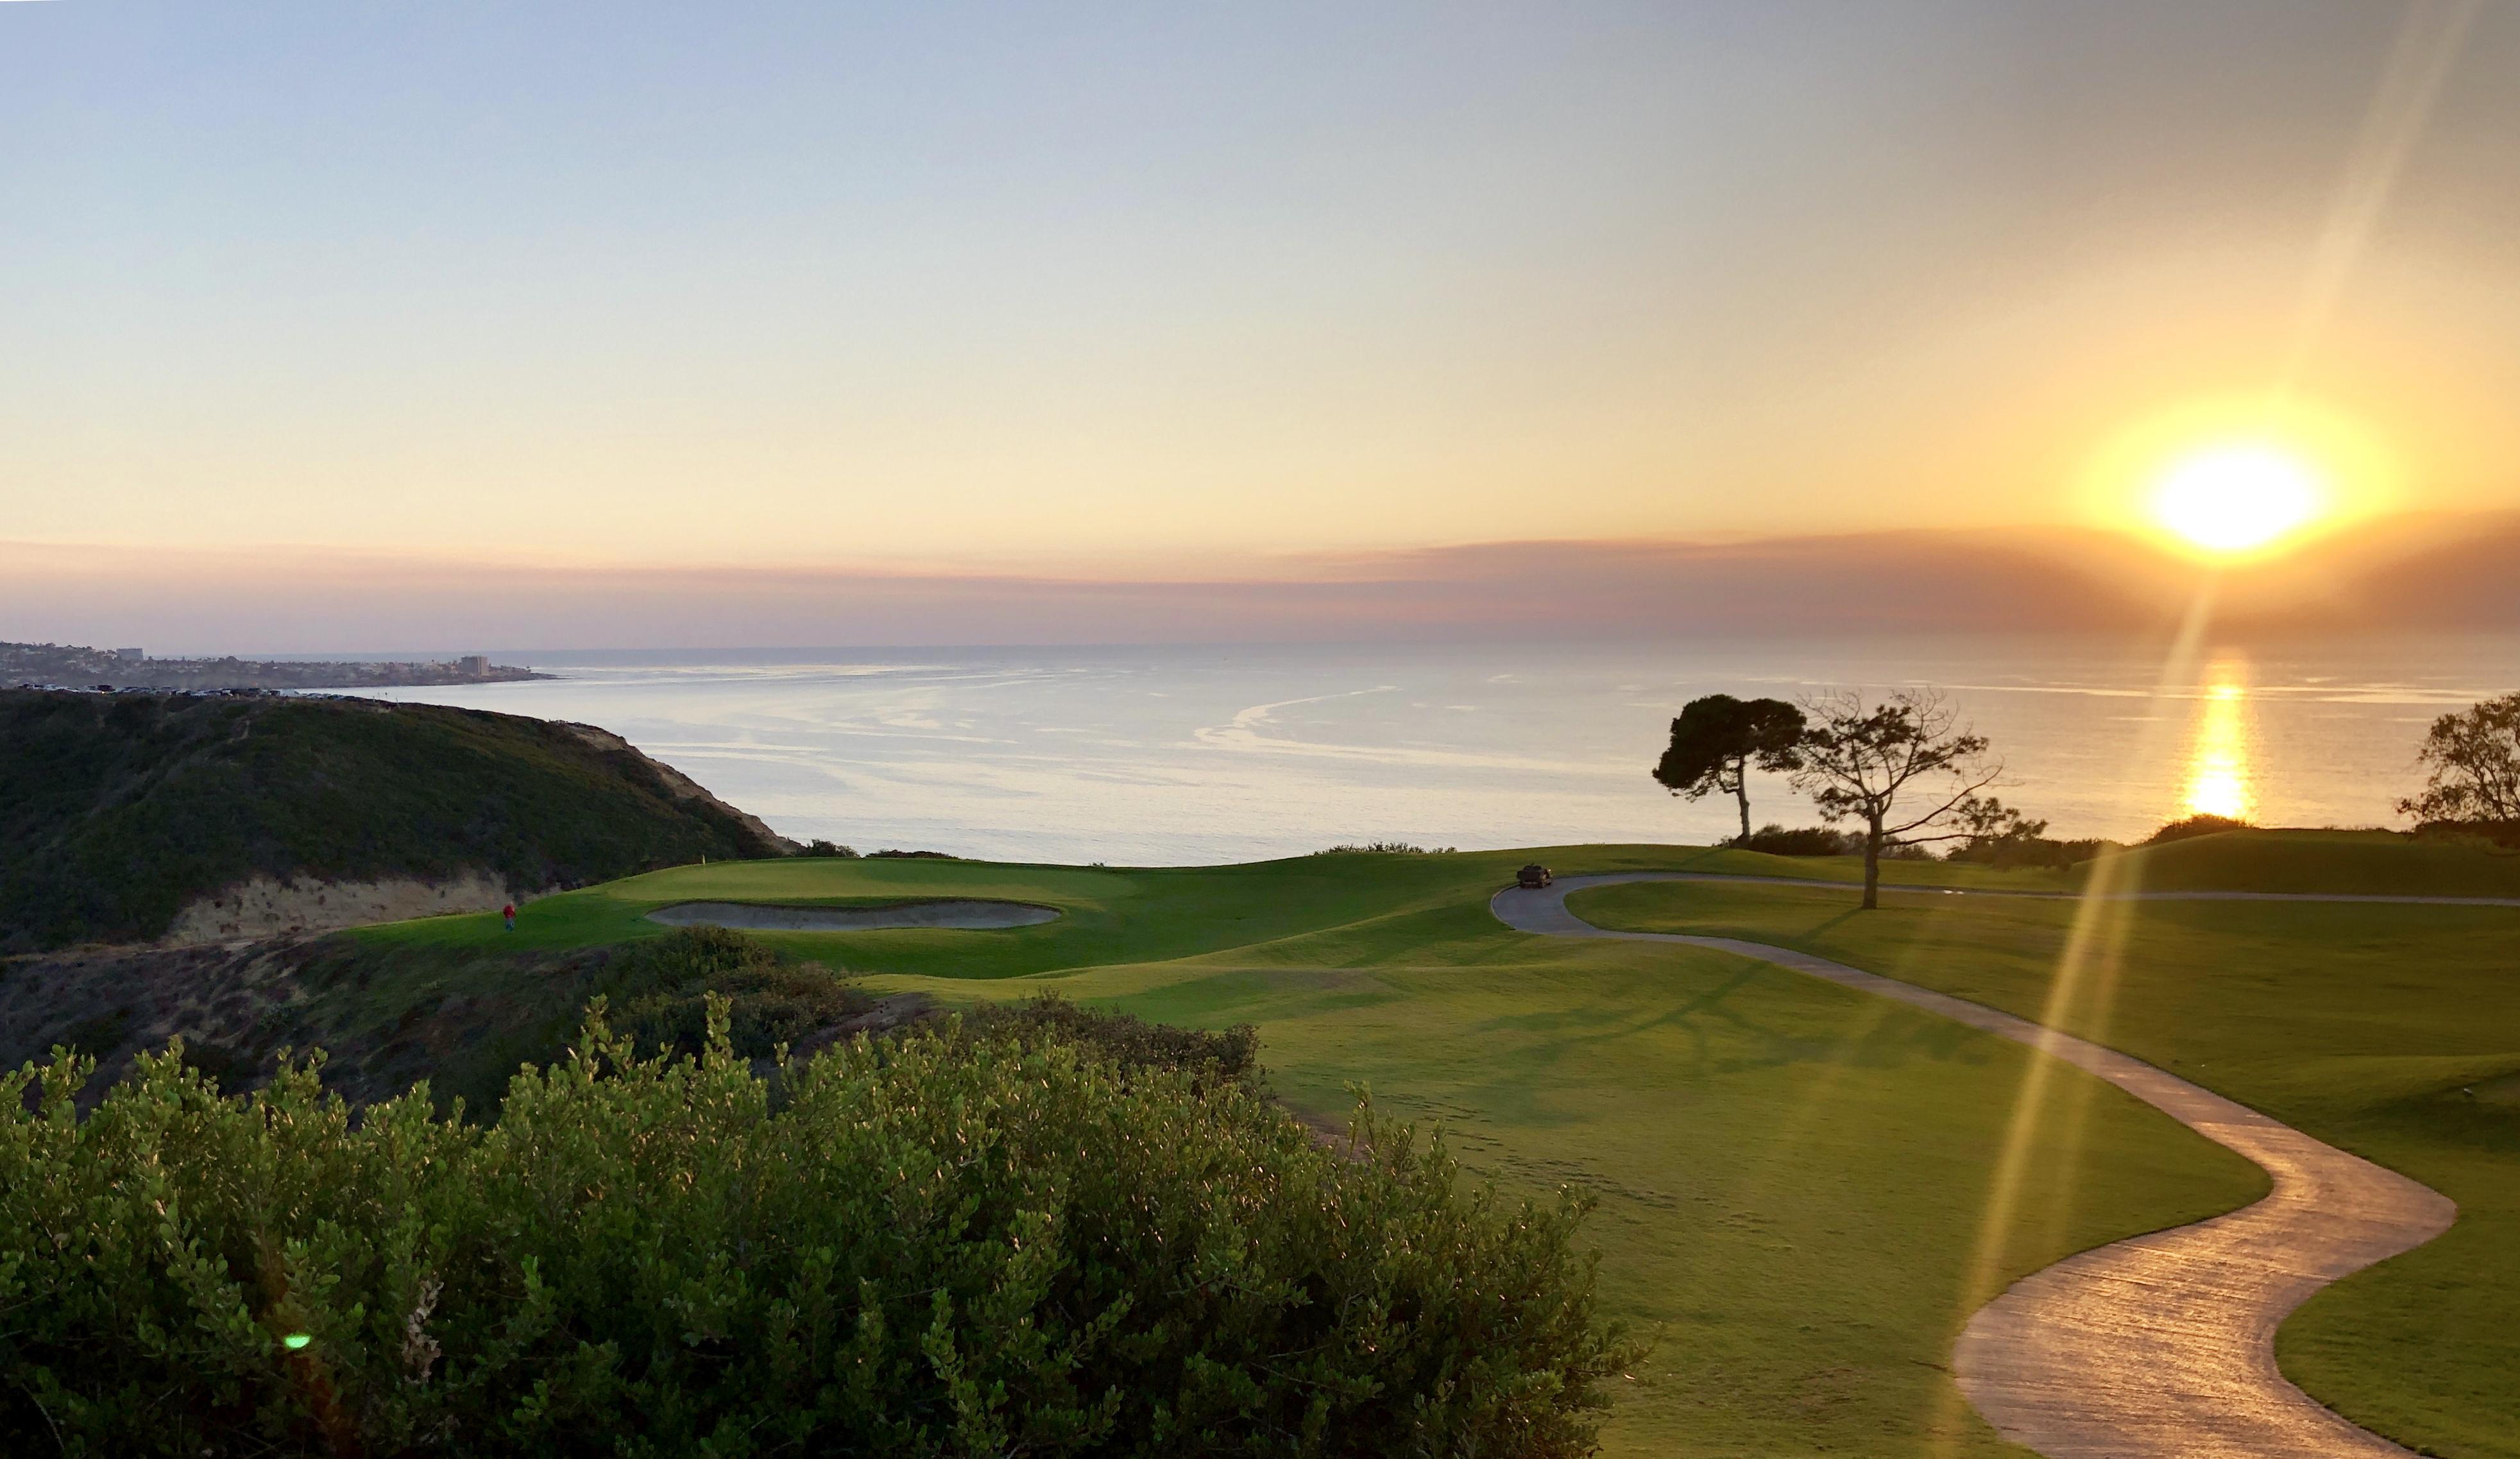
[645,900,1062,932]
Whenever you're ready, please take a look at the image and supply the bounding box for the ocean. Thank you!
[341,635,2520,865]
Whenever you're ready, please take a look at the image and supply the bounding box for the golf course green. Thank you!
[355,831,2519,1457]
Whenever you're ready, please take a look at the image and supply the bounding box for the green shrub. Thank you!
[2144,813,2252,846]
[2410,817,2520,850]
[597,925,873,1062]
[956,993,1261,1085]
[1945,836,2113,870]
[616,962,867,1064]
[0,1007,1634,1457]
[1732,824,1855,856]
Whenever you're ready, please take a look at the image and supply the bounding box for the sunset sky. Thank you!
[6,2,2520,639]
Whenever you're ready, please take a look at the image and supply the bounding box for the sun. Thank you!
[2082,394,2396,558]
[2148,442,2327,555]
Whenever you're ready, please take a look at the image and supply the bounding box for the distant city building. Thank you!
[3,639,546,691]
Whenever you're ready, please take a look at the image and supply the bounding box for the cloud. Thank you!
[2,515,2512,654]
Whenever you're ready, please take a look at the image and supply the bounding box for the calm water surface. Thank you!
[347,635,2520,864]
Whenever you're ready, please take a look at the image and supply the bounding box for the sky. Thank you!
[6,1,2520,636]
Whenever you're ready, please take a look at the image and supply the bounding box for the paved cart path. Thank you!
[1492,873,2460,1459]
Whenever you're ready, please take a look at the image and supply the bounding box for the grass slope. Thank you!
[0,690,790,951]
[354,851,1505,975]
[1571,872,2520,1458]
[1682,827,2520,899]
[364,845,2284,1455]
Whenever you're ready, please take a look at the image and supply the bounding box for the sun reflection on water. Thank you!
[2179,667,2256,822]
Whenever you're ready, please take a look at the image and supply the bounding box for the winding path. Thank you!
[1491,873,2462,1459]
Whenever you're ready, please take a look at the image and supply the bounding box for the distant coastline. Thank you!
[0,640,551,692]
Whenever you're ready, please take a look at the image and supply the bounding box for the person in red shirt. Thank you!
[502,902,516,932]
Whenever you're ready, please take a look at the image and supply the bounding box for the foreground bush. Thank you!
[956,993,1261,1086]
[597,924,874,1062]
[1,1007,1632,1457]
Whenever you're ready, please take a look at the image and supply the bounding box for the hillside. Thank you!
[0,690,793,953]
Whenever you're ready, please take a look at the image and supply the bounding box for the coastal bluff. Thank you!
[0,688,794,953]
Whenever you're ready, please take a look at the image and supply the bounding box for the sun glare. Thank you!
[2083,395,2395,558]
[2180,674,2256,821]
[2149,443,2325,555]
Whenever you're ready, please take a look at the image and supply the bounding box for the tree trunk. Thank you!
[1735,776,1752,844]
[1862,816,1883,910]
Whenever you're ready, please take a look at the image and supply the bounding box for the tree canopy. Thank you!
[2399,692,2520,827]
[1653,695,1807,842]
[1787,689,2001,909]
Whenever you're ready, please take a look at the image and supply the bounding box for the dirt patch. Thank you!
[162,871,538,946]
[646,900,1062,932]
[1,940,323,1104]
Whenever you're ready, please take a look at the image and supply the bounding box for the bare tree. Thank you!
[2398,692,2520,826]
[1788,688,2003,909]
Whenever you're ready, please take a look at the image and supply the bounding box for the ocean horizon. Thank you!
[333,632,2520,865]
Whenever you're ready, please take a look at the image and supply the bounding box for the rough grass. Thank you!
[1570,874,2520,1459]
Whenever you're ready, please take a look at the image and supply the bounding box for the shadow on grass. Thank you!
[1474,957,1994,1089]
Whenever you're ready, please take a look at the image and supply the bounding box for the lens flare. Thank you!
[1930,593,2220,1455]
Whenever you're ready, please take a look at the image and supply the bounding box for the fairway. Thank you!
[1006,903,2261,1456]
[1572,869,2520,1458]
[361,844,2331,1455]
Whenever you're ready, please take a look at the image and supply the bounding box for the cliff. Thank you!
[0,690,794,953]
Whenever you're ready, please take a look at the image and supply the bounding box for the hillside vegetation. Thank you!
[2,1011,1629,1458]
[0,690,790,953]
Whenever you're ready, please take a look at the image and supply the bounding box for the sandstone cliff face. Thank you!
[156,729,793,946]
[160,870,538,946]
